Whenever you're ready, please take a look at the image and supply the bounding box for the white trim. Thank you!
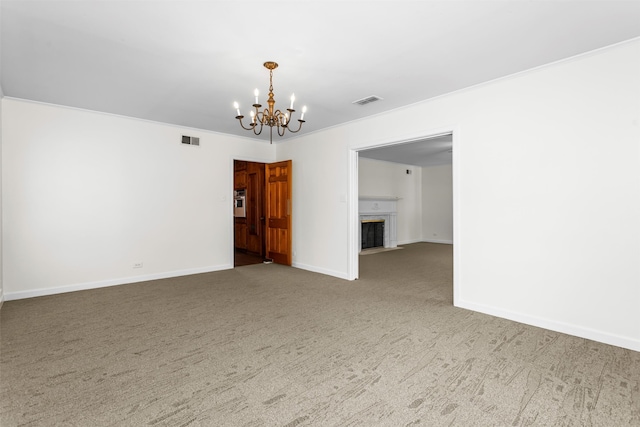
[5,38,639,147]
[2,97,263,142]
[347,150,359,280]
[4,264,233,301]
[292,262,350,281]
[458,299,640,352]
[451,127,462,307]
[397,239,423,245]
[421,239,453,245]
[351,125,458,283]
[353,128,454,152]
[229,156,237,268]
[359,195,401,201]
[301,37,640,141]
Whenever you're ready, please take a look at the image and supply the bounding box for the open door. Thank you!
[265,160,292,265]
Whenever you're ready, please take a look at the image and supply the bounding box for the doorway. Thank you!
[234,160,266,267]
[233,159,293,268]
[348,129,457,297]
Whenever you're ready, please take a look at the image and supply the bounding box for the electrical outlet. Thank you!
[133,262,143,269]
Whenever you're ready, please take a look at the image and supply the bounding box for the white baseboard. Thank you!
[457,299,640,352]
[421,238,454,245]
[292,262,351,281]
[397,238,422,245]
[4,264,233,301]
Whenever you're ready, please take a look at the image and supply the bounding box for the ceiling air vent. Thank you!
[352,95,383,106]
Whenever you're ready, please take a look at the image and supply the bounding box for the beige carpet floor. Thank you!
[1,243,639,426]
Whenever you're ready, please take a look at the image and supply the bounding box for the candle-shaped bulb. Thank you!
[233,102,241,116]
[301,105,307,120]
[250,110,255,123]
[254,88,259,104]
[290,93,295,109]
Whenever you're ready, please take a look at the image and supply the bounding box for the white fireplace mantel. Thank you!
[359,197,398,250]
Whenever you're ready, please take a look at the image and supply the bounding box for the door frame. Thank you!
[347,125,460,305]
[229,155,274,268]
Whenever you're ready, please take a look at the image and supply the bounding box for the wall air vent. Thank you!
[352,95,383,106]
[181,135,200,146]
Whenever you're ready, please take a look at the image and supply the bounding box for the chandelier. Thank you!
[233,61,306,144]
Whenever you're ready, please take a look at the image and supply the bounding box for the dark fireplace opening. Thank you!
[362,220,384,249]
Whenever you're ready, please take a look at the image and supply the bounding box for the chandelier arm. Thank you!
[260,108,272,125]
[273,109,286,127]
[284,108,295,130]
[286,119,305,133]
[236,116,255,131]
[250,115,261,134]
[247,109,262,135]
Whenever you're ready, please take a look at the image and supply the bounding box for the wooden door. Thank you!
[265,160,292,265]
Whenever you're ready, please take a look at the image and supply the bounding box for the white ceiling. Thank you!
[2,1,640,163]
[359,134,453,167]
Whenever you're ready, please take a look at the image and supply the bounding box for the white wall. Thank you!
[358,157,422,244]
[276,136,351,278]
[422,164,453,244]
[0,92,4,308]
[2,39,638,351]
[2,99,276,299]
[278,39,640,351]
[0,1,4,307]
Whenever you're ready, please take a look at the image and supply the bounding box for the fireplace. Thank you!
[361,220,384,249]
[359,197,398,251]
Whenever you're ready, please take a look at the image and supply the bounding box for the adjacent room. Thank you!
[1,1,639,425]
